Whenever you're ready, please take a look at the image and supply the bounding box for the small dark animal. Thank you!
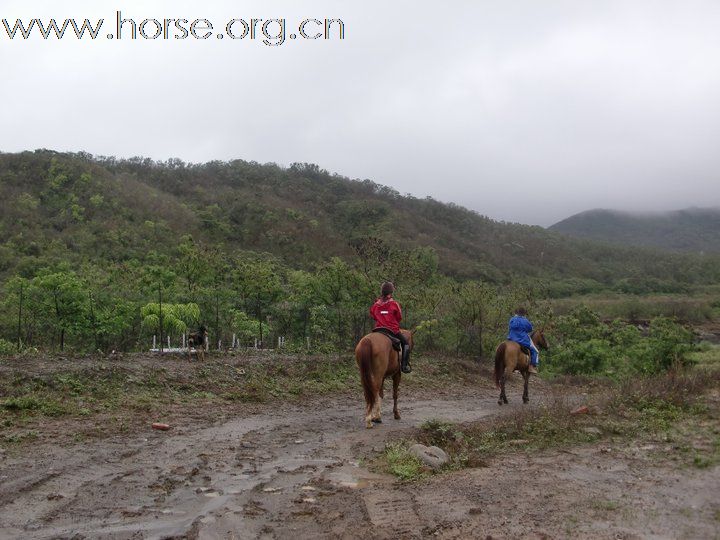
[188,326,208,361]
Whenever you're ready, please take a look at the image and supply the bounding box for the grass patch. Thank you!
[591,499,621,512]
[383,441,427,481]
[380,357,720,480]
[1,396,67,416]
[0,353,486,444]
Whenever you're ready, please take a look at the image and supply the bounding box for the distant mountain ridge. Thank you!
[549,208,720,253]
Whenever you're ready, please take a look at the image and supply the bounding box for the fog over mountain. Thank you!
[550,207,720,253]
[2,0,720,225]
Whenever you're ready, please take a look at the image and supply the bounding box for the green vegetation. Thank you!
[383,441,428,481]
[551,291,720,324]
[545,308,695,377]
[1,150,718,354]
[550,207,720,254]
[379,346,720,479]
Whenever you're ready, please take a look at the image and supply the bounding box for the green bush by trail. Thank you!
[545,307,694,377]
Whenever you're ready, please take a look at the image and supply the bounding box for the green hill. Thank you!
[1,150,716,289]
[549,208,720,254]
[0,150,718,353]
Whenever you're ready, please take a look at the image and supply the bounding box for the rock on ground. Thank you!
[409,444,449,469]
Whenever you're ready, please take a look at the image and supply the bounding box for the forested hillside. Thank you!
[0,150,718,354]
[550,208,720,253]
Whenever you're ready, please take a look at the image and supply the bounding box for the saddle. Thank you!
[372,328,402,351]
[520,345,531,357]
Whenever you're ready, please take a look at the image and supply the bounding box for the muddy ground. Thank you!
[1,355,719,539]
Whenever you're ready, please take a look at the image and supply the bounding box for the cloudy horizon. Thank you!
[2,0,719,226]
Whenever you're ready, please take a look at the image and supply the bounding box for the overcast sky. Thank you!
[2,1,719,225]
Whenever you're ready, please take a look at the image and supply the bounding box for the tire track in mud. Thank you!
[0,387,532,539]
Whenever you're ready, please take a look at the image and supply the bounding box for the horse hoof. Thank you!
[394,414,401,420]
[523,399,529,404]
[372,418,382,424]
[498,400,503,406]
[366,423,373,429]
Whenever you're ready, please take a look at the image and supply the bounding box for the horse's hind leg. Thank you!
[365,400,374,429]
[392,372,401,420]
[522,372,529,404]
[371,381,383,424]
[372,391,382,423]
[499,371,509,405]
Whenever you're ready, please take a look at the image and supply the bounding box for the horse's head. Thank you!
[533,329,549,350]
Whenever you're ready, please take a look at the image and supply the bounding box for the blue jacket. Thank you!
[508,315,533,347]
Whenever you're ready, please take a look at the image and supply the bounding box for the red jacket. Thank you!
[370,296,402,334]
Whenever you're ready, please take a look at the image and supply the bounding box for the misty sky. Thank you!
[2,0,719,225]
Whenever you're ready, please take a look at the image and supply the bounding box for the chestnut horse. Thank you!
[494,329,548,405]
[355,330,413,429]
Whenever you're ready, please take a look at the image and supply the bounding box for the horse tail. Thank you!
[357,337,376,411]
[494,342,507,389]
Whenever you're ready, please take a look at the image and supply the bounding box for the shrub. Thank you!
[547,309,694,377]
[0,338,16,355]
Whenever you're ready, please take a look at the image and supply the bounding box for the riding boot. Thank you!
[401,346,412,374]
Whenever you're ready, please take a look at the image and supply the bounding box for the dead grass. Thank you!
[0,352,489,447]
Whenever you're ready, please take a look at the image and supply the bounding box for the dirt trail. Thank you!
[0,382,509,540]
[1,379,718,539]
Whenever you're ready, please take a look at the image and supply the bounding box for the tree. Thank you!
[140,303,200,342]
[33,270,89,351]
[231,310,261,346]
[233,259,283,347]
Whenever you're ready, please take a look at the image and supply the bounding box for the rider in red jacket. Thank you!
[370,282,411,373]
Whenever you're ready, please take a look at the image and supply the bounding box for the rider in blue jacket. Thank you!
[508,307,539,374]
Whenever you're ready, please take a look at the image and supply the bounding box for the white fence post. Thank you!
[153,335,156,349]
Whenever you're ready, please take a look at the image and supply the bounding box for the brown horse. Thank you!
[355,330,413,429]
[494,330,548,405]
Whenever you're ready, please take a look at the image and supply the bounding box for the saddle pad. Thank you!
[371,329,402,351]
